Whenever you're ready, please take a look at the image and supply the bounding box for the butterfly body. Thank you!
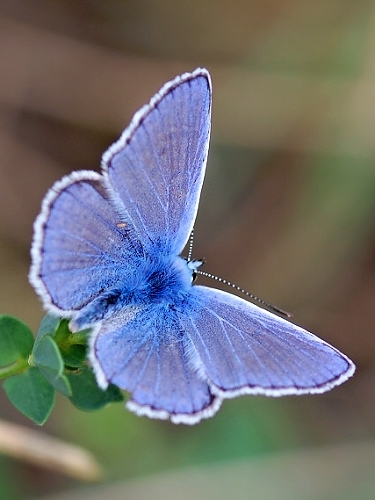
[30,68,355,424]
[71,248,194,332]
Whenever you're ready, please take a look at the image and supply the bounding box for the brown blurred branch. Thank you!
[0,419,101,481]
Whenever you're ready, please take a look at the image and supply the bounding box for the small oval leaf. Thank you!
[0,315,34,366]
[33,314,60,351]
[67,366,123,411]
[45,373,71,397]
[33,336,64,375]
[32,336,72,397]
[3,367,55,425]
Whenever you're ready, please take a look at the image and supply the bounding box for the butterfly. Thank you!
[30,68,355,424]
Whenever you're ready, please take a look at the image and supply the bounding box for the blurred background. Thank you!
[1,1,375,499]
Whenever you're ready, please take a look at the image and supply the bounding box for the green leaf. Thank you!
[33,314,60,351]
[32,336,72,397]
[53,320,88,368]
[60,343,87,368]
[3,367,55,425]
[33,335,63,373]
[0,315,34,367]
[34,317,88,369]
[67,366,123,411]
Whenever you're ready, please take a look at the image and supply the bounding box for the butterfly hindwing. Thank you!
[90,304,221,424]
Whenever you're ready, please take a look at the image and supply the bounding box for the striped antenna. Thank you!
[196,269,293,319]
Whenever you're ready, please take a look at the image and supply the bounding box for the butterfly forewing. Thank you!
[183,287,355,397]
[30,172,137,314]
[102,69,211,255]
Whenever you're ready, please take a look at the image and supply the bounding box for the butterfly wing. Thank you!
[182,287,355,397]
[89,304,221,424]
[30,69,211,315]
[30,172,139,314]
[102,68,211,255]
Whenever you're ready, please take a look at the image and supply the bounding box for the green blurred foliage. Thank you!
[59,393,298,480]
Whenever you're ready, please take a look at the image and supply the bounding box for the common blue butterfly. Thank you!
[30,68,355,424]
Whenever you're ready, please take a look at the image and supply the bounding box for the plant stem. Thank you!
[0,359,29,380]
[69,330,89,345]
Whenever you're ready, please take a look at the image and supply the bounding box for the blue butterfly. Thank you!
[30,68,355,424]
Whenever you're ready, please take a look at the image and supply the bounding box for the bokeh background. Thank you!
[1,1,375,499]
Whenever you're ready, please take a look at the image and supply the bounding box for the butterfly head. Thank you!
[186,258,205,283]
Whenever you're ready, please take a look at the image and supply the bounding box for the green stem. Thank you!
[68,330,90,346]
[0,358,29,380]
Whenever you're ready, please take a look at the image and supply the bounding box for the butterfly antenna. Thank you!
[187,229,195,262]
[196,270,293,318]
